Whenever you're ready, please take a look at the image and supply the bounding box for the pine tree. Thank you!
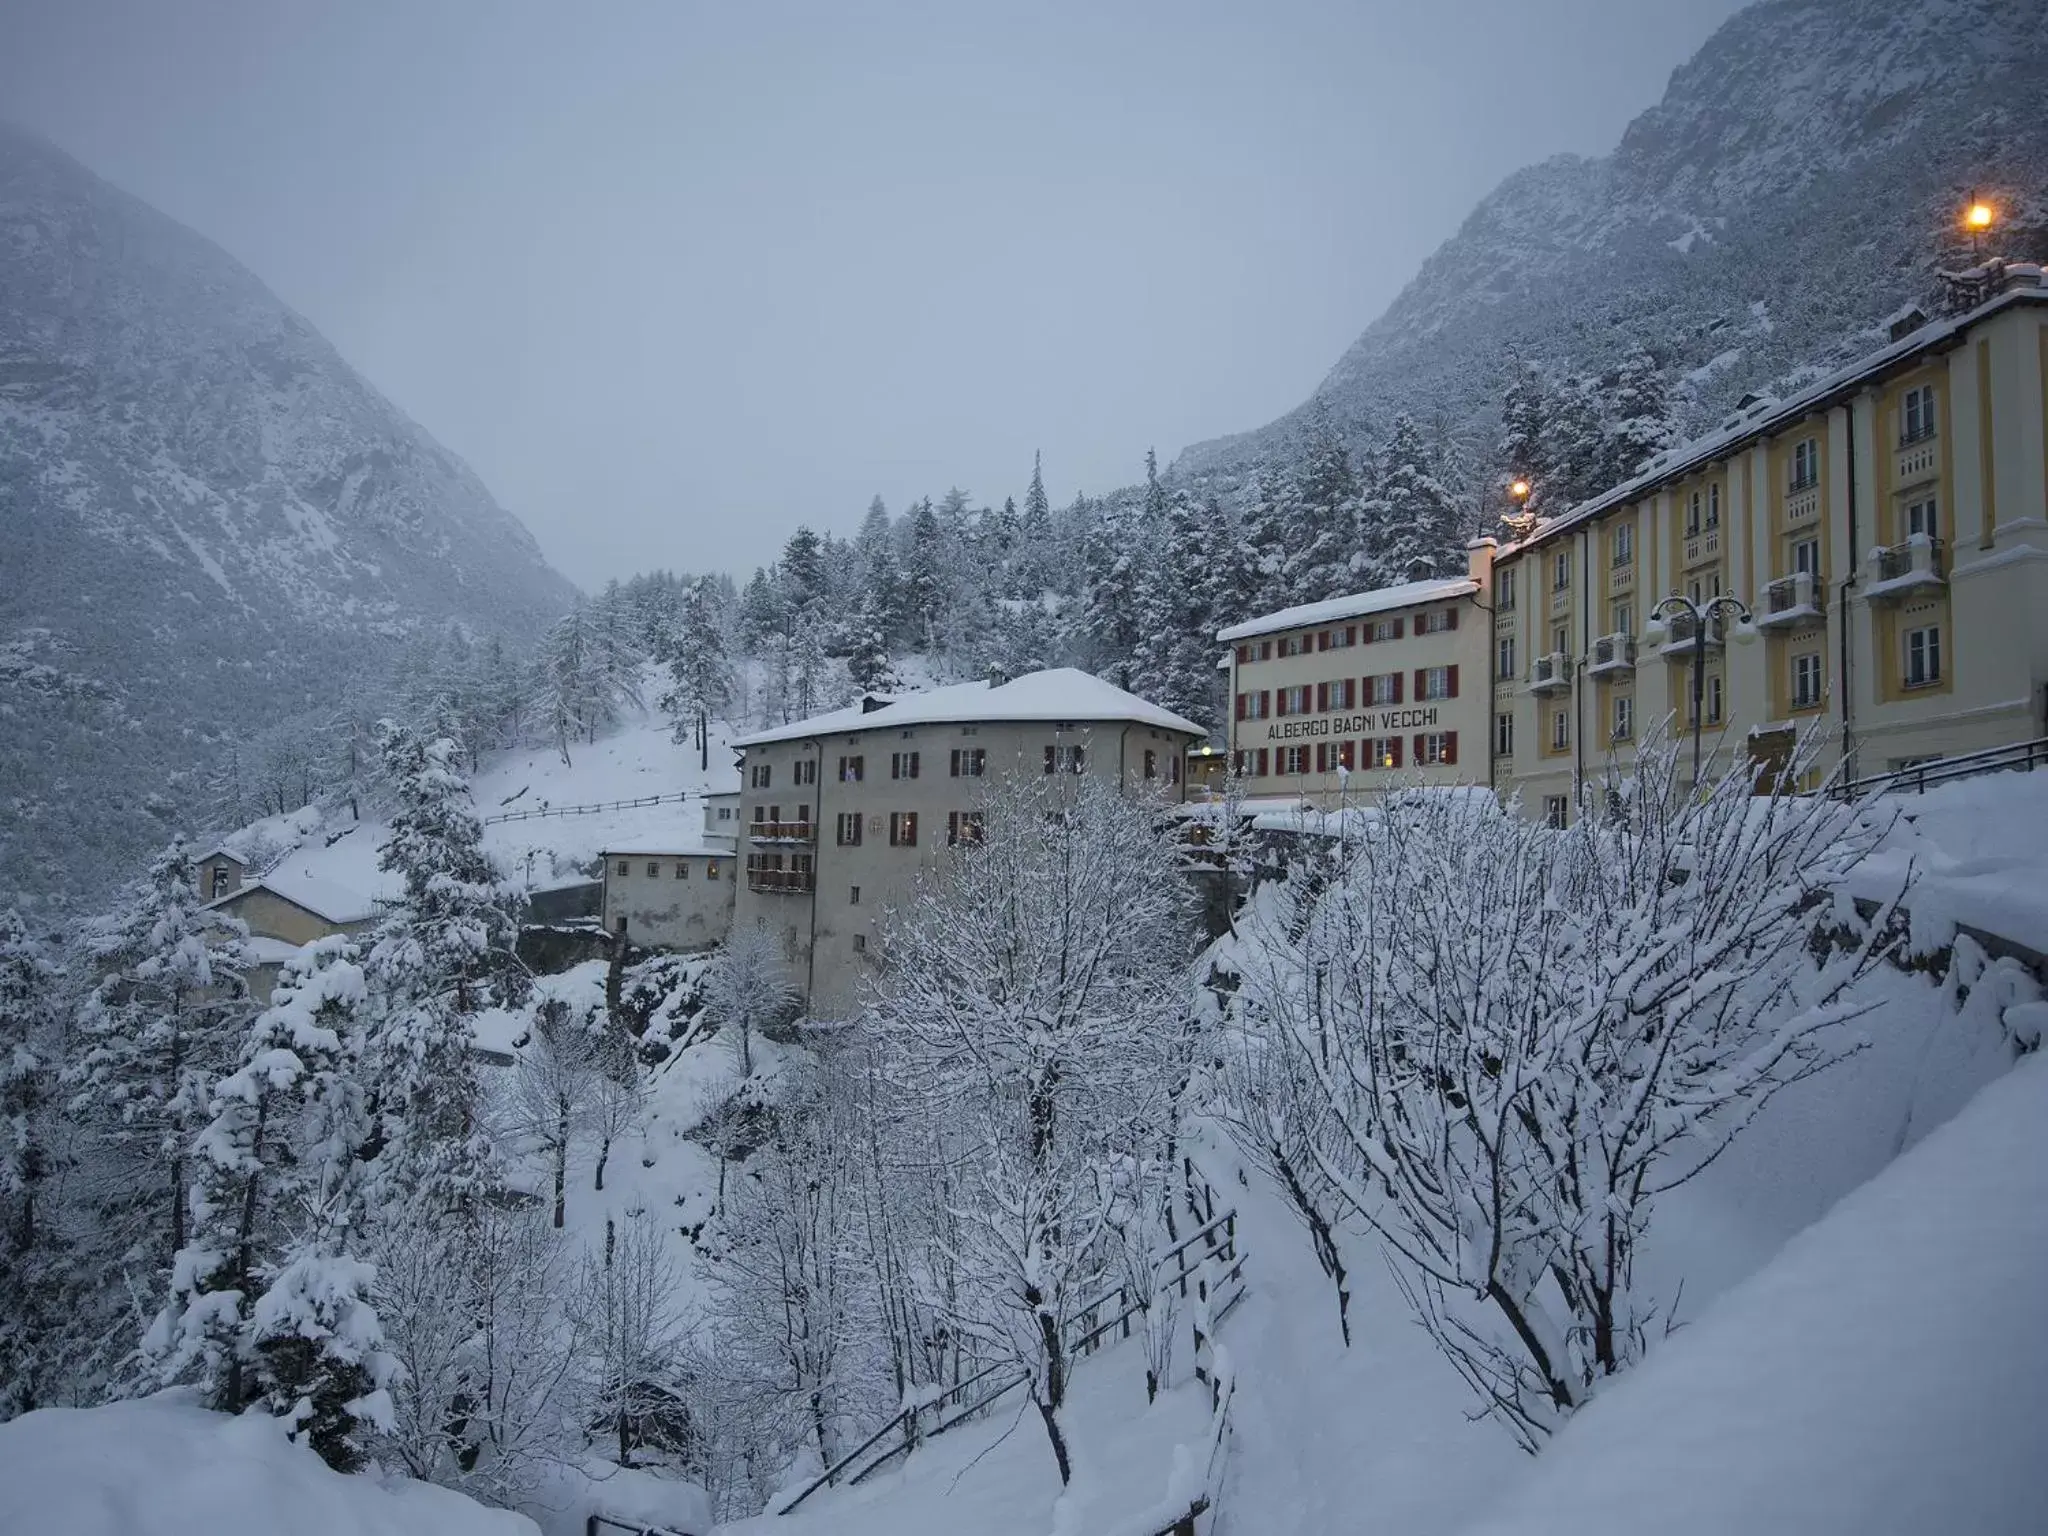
[1371,414,1461,583]
[1078,500,1147,692]
[779,527,827,617]
[71,837,253,1275]
[1017,451,1056,595]
[0,911,66,1417]
[1600,345,1676,488]
[362,724,524,1216]
[1239,467,1291,614]
[900,498,946,649]
[1497,359,1552,511]
[845,597,899,694]
[659,577,734,771]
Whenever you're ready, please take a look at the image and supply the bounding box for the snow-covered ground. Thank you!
[1854,770,2048,957]
[0,1393,539,1536]
[1455,1048,2048,1536]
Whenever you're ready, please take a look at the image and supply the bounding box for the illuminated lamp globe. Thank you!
[1965,200,1995,231]
[1509,479,1532,502]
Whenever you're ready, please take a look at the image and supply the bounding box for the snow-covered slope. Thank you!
[0,119,577,911]
[1455,1048,2048,1536]
[1177,0,2048,480]
[0,1393,540,1536]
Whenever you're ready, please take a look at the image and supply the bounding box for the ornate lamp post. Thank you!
[1502,477,1537,540]
[1964,191,1996,261]
[1643,592,1757,790]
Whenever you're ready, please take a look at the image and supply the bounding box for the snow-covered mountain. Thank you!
[0,120,577,911]
[1177,0,2048,480]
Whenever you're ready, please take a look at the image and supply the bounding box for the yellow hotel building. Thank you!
[1491,266,2048,822]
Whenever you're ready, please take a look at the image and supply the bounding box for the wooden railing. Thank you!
[746,868,815,894]
[484,790,695,827]
[748,820,816,843]
[777,1161,1246,1517]
[586,1515,697,1536]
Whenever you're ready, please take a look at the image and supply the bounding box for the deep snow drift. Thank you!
[0,1394,540,1536]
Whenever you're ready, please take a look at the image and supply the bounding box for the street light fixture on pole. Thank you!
[1964,190,1996,262]
[1643,591,1757,791]
[1502,477,1537,540]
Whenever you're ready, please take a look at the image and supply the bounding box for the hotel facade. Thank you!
[1491,271,2048,822]
[730,668,1203,1018]
[1215,550,1495,809]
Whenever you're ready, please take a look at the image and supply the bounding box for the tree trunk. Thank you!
[1035,1397,1073,1485]
[594,1135,611,1192]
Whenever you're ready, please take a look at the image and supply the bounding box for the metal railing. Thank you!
[777,1161,1246,1517]
[745,868,815,894]
[587,1516,696,1536]
[1830,735,2048,801]
[1875,536,1945,584]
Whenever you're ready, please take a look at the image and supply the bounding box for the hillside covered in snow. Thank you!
[0,119,577,912]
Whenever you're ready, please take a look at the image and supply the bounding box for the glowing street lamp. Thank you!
[1503,477,1537,539]
[1964,192,1996,260]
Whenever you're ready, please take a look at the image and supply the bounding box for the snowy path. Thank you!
[1202,1137,1522,1536]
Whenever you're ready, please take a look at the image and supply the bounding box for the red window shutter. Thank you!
[1413,733,1427,765]
[1360,625,1373,646]
[1392,672,1404,703]
[1445,607,1459,631]
[1257,749,1270,776]
[1447,664,1460,698]
[1236,692,1247,721]
[1394,617,1406,639]
[1316,682,1329,712]
[1260,690,1271,718]
[1443,732,1459,766]
[1276,690,1289,718]
[1413,669,1426,700]
[1236,644,1248,665]
[1317,631,1328,652]
[1314,743,1326,773]
[1345,626,1356,646]
[1390,737,1404,768]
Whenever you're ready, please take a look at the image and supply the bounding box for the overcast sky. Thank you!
[2,0,1746,589]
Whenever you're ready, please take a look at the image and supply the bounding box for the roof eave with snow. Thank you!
[1217,577,1480,643]
[731,668,1205,749]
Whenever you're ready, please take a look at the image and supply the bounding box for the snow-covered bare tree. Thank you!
[575,1212,690,1469]
[865,771,1196,1483]
[703,922,801,1080]
[1228,728,1906,1448]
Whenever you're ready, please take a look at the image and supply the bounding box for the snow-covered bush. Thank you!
[1225,727,1907,1448]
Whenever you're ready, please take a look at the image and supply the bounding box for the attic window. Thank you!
[1888,307,1928,343]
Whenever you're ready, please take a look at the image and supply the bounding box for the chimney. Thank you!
[1465,535,1497,590]
[860,693,892,713]
[1404,556,1437,583]
[987,665,1010,689]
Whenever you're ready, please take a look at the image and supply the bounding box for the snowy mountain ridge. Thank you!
[1179,0,2048,478]
[0,119,577,909]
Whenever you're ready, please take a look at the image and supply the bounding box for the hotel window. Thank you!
[1790,438,1819,491]
[1415,731,1457,766]
[1705,484,1721,529]
[1498,568,1517,611]
[838,754,865,782]
[1793,652,1823,710]
[1611,695,1633,742]
[1278,685,1312,716]
[749,763,771,788]
[1611,602,1633,636]
[1279,634,1310,657]
[1363,736,1401,769]
[1551,625,1568,655]
[1686,491,1702,537]
[1902,383,1937,444]
[645,861,659,878]
[1417,665,1458,701]
[888,811,919,847]
[835,813,863,847]
[1551,709,1570,750]
[1328,625,1356,649]
[1543,795,1569,829]
[891,750,921,780]
[1044,744,1086,774]
[1419,607,1459,634]
[1279,745,1311,775]
[794,758,817,786]
[1497,637,1517,680]
[950,747,986,777]
[1335,740,1356,771]
[1235,690,1271,720]
[1793,537,1821,578]
[675,862,689,879]
[947,811,985,846]
[1905,626,1942,689]
[1494,712,1514,757]
[1321,678,1357,710]
[1696,673,1724,725]
[1552,552,1571,591]
[1366,672,1401,705]
[1906,496,1939,540]
[1612,522,1634,565]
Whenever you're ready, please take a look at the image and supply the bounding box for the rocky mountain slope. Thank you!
[0,121,576,911]
[1177,0,2048,486]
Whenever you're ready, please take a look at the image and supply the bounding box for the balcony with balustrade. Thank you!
[1658,609,1725,656]
[747,819,816,844]
[1586,632,1636,677]
[1865,536,1946,602]
[746,866,815,894]
[1756,571,1825,630]
[1526,651,1573,694]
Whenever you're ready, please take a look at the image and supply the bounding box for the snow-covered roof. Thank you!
[601,839,733,859]
[210,865,379,926]
[192,844,245,866]
[731,667,1205,748]
[1503,279,2048,558]
[1217,578,1479,643]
